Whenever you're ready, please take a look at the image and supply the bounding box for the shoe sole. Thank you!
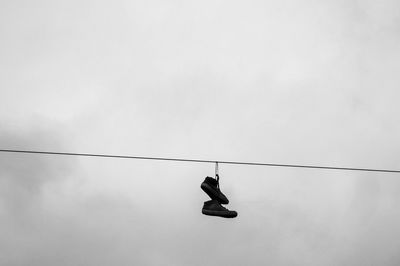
[202,209,237,218]
[200,183,229,204]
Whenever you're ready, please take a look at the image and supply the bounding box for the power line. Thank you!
[0,148,399,174]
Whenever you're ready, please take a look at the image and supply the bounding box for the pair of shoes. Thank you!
[201,176,237,218]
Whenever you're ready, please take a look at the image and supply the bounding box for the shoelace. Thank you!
[215,162,220,189]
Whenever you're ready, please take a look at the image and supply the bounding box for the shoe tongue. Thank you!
[211,200,228,210]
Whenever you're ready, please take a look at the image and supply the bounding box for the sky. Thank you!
[1,0,400,265]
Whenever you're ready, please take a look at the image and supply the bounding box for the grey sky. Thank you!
[1,0,400,265]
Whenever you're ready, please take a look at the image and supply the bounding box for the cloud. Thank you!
[1,0,400,265]
[0,126,75,214]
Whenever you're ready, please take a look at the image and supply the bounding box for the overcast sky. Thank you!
[1,0,400,265]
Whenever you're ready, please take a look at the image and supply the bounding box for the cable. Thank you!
[0,148,399,174]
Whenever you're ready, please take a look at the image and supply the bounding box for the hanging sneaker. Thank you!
[201,176,229,204]
[202,200,237,218]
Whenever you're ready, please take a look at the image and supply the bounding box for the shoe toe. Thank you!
[220,194,229,205]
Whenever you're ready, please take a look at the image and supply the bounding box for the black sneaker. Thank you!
[202,200,237,218]
[201,176,229,204]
